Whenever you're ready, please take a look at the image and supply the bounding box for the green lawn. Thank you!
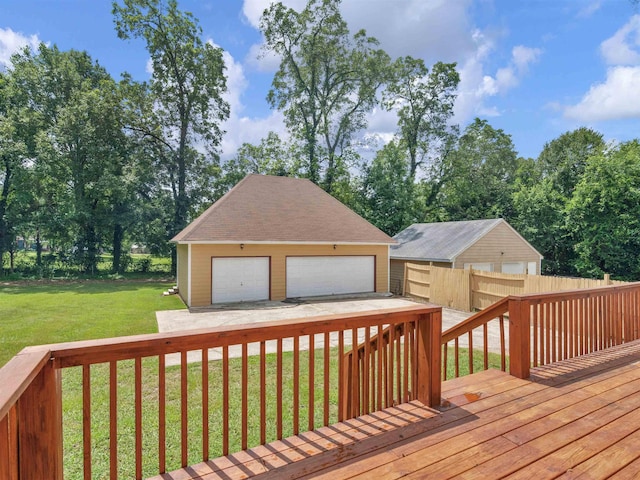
[0,280,185,366]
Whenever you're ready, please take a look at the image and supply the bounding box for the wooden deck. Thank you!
[152,339,640,480]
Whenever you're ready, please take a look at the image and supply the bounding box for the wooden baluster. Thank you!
[202,348,209,461]
[376,324,383,410]
[499,315,506,372]
[454,337,459,378]
[324,332,330,426]
[222,345,229,456]
[293,336,299,435]
[83,364,91,480]
[468,331,474,374]
[180,352,187,468]
[403,322,409,403]
[389,325,395,405]
[351,328,359,416]
[410,322,416,400]
[277,338,283,439]
[364,327,371,413]
[483,323,488,370]
[260,341,266,445]
[545,302,551,365]
[109,361,118,479]
[396,326,401,406]
[532,304,538,367]
[338,331,345,421]
[135,357,143,479]
[442,343,448,381]
[241,343,248,451]
[158,355,166,474]
[309,334,315,431]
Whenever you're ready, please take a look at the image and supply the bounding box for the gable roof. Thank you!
[172,174,394,244]
[390,219,538,262]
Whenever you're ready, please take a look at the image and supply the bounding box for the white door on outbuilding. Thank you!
[286,256,375,298]
[212,257,270,303]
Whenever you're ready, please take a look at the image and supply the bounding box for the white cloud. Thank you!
[454,36,542,121]
[577,0,602,18]
[241,0,306,29]
[245,42,281,72]
[600,15,640,65]
[0,27,41,69]
[564,66,640,121]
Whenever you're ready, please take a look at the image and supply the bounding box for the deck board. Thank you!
[149,340,640,480]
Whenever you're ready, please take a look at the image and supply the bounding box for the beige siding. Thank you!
[453,222,540,273]
[187,243,389,307]
[176,243,189,305]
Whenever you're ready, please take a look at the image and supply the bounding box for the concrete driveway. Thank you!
[156,294,477,366]
[156,294,472,333]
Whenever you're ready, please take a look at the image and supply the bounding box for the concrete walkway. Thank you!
[156,295,482,366]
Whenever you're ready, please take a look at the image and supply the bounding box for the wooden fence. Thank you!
[403,263,627,312]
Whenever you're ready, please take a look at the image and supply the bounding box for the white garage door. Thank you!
[286,256,375,298]
[502,262,526,274]
[212,257,269,303]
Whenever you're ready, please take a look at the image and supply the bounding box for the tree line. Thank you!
[1,0,638,281]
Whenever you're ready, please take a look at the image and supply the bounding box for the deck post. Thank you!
[416,310,442,407]
[18,358,63,480]
[509,298,531,379]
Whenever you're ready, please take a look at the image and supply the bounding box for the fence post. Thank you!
[604,273,611,285]
[468,267,474,312]
[18,358,63,479]
[416,310,442,407]
[508,299,531,379]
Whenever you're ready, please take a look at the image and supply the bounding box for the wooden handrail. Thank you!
[441,282,640,381]
[442,297,509,343]
[0,347,51,420]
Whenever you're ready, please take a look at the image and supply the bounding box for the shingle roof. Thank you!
[390,219,505,262]
[172,174,395,244]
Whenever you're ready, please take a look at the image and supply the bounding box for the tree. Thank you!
[437,119,518,221]
[113,0,229,272]
[537,127,605,197]
[512,127,606,275]
[383,57,459,179]
[565,141,640,280]
[358,140,421,236]
[0,72,29,273]
[217,132,299,197]
[260,0,390,193]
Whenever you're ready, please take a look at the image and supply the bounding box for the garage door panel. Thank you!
[286,256,374,298]
[212,257,269,303]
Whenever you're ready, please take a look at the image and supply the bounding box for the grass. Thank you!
[0,280,185,366]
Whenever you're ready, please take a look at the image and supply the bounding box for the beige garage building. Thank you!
[172,174,395,307]
[390,219,542,294]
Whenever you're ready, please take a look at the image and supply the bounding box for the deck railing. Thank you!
[0,305,440,480]
[441,282,640,380]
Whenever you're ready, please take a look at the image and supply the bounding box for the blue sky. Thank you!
[1,0,640,161]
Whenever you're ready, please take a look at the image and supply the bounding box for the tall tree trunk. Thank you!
[112,223,124,273]
[36,229,42,266]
